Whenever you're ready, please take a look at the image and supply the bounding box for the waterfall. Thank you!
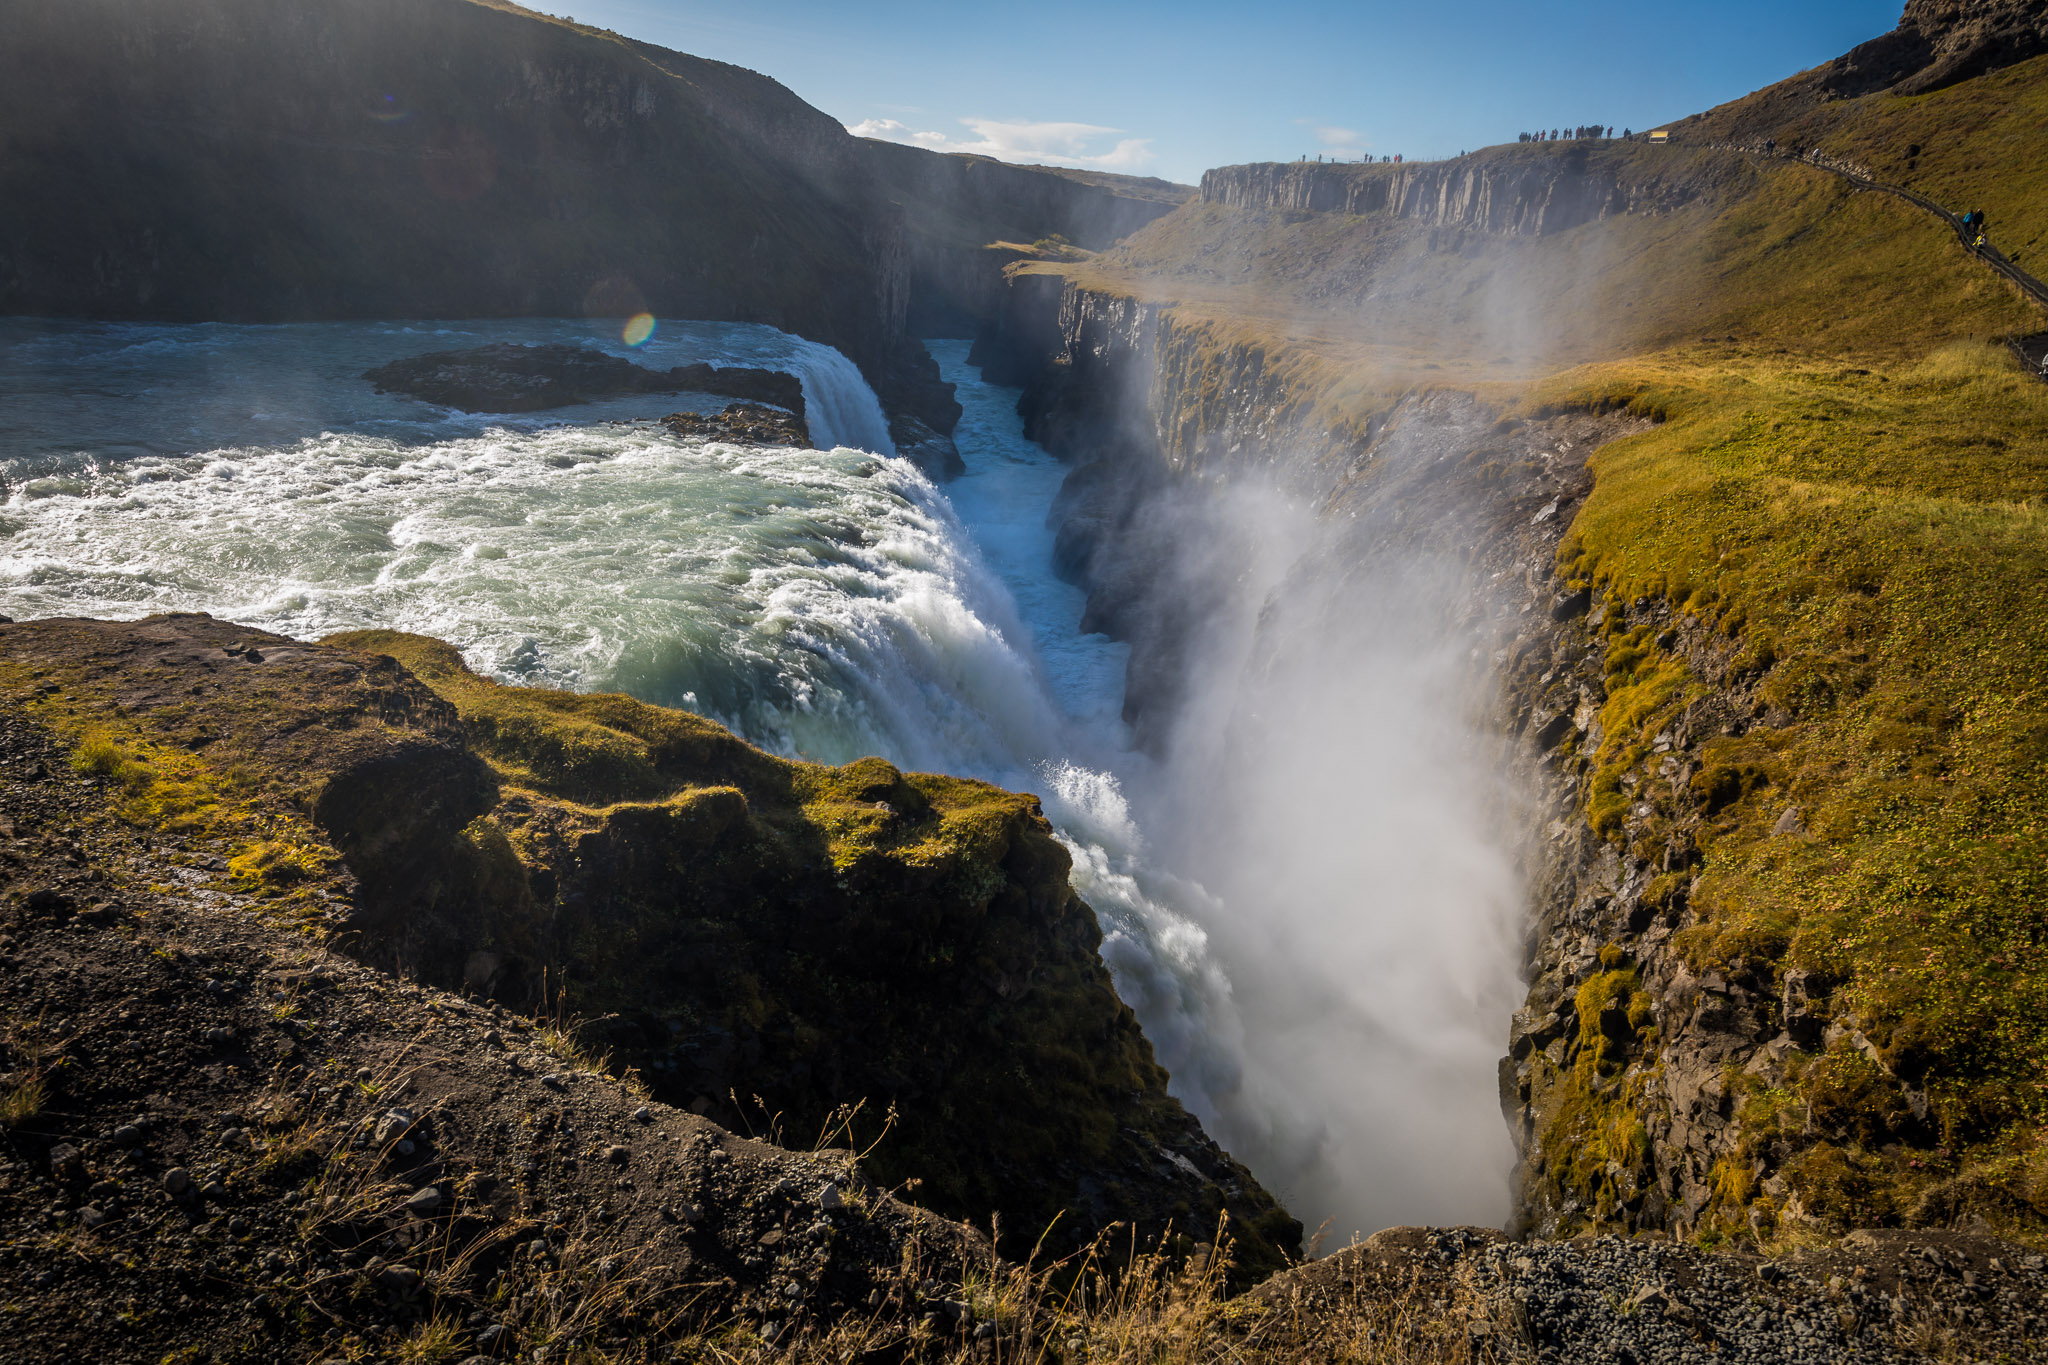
[780,338,896,455]
[0,317,1278,1238]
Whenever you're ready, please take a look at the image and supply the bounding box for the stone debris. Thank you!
[1258,1225,2048,1363]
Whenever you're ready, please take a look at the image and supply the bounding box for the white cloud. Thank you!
[1292,119,1369,160]
[846,116,1155,172]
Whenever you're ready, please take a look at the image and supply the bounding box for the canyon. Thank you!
[2,0,2047,1361]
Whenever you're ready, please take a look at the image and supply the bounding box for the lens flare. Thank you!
[622,313,657,347]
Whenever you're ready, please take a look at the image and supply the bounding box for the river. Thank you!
[0,316,1517,1242]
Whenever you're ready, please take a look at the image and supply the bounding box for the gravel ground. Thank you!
[0,708,990,1363]
[1259,1224,2048,1363]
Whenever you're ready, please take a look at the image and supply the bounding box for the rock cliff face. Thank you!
[1198,144,1707,236]
[1823,0,2048,98]
[862,140,1187,338]
[0,0,1180,433]
[0,614,1300,1276]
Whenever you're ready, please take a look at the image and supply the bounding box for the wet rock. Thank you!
[364,343,805,418]
[661,402,811,448]
[161,1167,191,1196]
[887,412,966,479]
[404,1186,443,1215]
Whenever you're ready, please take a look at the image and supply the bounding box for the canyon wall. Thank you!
[1198,146,1708,237]
[971,269,1840,1243]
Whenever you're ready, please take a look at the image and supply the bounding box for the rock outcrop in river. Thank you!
[0,614,1301,1283]
[364,344,807,418]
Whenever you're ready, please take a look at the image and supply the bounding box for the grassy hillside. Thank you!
[1046,143,2033,380]
[1029,50,2048,1245]
[1536,340,2048,1238]
[1691,51,2048,270]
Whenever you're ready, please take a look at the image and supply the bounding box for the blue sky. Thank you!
[556,1,1905,184]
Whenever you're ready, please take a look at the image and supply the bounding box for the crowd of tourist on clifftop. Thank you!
[1296,125,1651,164]
[1520,125,1623,141]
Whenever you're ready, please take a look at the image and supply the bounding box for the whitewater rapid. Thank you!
[0,317,1248,1158]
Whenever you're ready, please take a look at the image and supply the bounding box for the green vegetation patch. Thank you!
[327,630,1044,878]
[1534,331,2048,1239]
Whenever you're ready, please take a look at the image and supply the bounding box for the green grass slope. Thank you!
[1690,51,2048,269]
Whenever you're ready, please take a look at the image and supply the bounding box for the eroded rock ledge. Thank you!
[0,613,1300,1279]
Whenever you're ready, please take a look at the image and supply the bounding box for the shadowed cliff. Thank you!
[0,0,1183,428]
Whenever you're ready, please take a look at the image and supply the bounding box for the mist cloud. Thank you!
[1109,473,1523,1243]
[846,116,1155,171]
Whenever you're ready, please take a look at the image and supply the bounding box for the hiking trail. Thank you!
[1710,139,2048,377]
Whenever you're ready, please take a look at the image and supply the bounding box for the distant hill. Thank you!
[0,0,1180,426]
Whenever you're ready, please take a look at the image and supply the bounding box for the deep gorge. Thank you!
[5,0,2048,1359]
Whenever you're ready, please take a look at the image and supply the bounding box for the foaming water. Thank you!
[921,343,1248,1129]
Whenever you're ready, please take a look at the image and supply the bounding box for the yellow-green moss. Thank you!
[329,629,1044,877]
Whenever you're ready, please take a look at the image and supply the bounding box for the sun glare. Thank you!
[622,312,657,347]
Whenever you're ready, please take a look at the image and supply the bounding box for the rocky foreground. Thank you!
[1,618,2044,1363]
[0,712,990,1362]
